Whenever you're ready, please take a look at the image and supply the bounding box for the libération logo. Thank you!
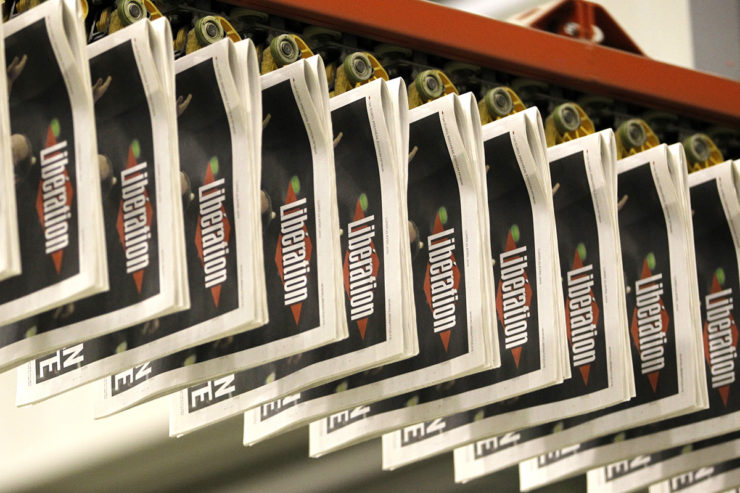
[342,193,379,339]
[565,243,600,386]
[195,156,231,307]
[702,267,738,407]
[496,224,531,368]
[35,118,72,274]
[116,139,152,293]
[423,206,460,352]
[630,252,669,392]
[275,175,312,325]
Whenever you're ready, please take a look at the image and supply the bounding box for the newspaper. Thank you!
[94,53,347,418]
[650,457,740,493]
[382,129,633,469]
[300,105,563,456]
[371,105,564,468]
[0,0,107,327]
[567,158,740,492]
[9,37,268,403]
[0,13,20,282]
[455,143,708,485]
[13,18,189,401]
[343,106,565,465]
[588,431,740,493]
[169,78,418,436]
[299,92,502,456]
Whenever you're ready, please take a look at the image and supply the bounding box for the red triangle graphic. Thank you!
[357,318,368,340]
[52,251,63,274]
[286,181,297,203]
[354,199,365,221]
[648,371,659,392]
[205,162,216,184]
[719,386,730,407]
[512,346,522,367]
[133,270,144,293]
[439,330,451,351]
[127,145,136,168]
[432,213,444,235]
[579,365,591,386]
[211,284,222,306]
[291,302,303,325]
[572,248,583,269]
[505,229,516,251]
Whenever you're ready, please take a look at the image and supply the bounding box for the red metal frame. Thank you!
[519,0,644,55]
[228,0,740,127]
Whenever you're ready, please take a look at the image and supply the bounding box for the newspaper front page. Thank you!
[0,0,106,330]
[382,129,633,470]
[14,18,190,401]
[304,103,562,453]
[456,144,707,485]
[95,53,346,417]
[168,78,418,436]
[577,159,740,492]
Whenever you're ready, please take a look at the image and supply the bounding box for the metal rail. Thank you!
[227,0,740,127]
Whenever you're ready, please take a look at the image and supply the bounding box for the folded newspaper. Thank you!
[169,77,419,436]
[0,0,107,328]
[455,143,708,485]
[382,129,633,470]
[649,456,740,493]
[361,105,568,466]
[0,13,20,282]
[294,94,520,454]
[302,92,501,457]
[14,18,189,402]
[577,158,740,492]
[94,53,348,418]
[183,76,411,444]
[9,37,268,404]
[300,101,565,458]
[588,430,740,493]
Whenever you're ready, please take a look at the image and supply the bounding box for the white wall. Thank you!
[591,0,695,69]
[0,370,169,491]
[439,0,696,69]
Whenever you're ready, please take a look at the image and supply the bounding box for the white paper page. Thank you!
[649,457,740,493]
[0,12,20,282]
[588,432,740,493]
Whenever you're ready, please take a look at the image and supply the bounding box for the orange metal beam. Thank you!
[226,0,740,127]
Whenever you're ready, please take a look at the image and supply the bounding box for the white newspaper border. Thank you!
[649,457,740,493]
[0,11,20,281]
[589,436,740,493]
